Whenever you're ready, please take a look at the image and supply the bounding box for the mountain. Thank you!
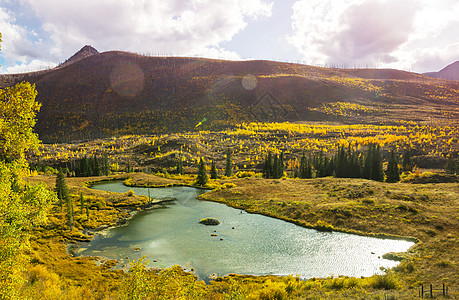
[60,45,99,68]
[1,47,458,142]
[423,61,459,81]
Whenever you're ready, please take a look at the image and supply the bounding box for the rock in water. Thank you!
[199,217,220,225]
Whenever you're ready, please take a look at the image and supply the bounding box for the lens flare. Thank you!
[241,74,257,90]
[110,62,145,97]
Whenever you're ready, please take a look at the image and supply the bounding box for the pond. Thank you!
[78,181,414,280]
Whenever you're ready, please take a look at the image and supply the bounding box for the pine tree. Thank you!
[335,146,347,178]
[210,161,218,179]
[299,153,307,178]
[176,153,184,175]
[66,195,74,230]
[370,145,384,182]
[196,158,208,186]
[273,154,279,179]
[55,168,69,211]
[101,152,110,176]
[278,152,284,178]
[362,145,373,180]
[79,192,85,213]
[445,155,457,174]
[225,149,232,177]
[402,148,412,173]
[386,149,400,183]
[94,155,100,176]
[263,151,273,179]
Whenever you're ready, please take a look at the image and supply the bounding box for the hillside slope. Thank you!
[1,48,458,142]
[423,61,459,81]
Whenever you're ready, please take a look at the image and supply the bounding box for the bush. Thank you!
[256,280,288,300]
[371,272,400,290]
[235,171,256,178]
[327,277,345,290]
[126,189,135,197]
[223,183,236,189]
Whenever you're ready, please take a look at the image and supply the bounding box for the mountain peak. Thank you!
[60,45,99,68]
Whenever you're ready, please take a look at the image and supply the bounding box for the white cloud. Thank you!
[5,59,56,74]
[20,0,272,64]
[288,0,459,72]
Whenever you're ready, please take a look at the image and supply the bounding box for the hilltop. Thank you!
[1,47,458,142]
[60,45,99,68]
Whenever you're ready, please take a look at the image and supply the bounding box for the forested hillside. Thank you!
[1,47,458,142]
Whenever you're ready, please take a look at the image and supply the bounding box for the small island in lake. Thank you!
[199,218,221,226]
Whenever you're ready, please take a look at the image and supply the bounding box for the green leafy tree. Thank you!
[0,35,56,298]
[210,161,218,179]
[119,257,151,300]
[196,158,208,186]
[225,149,232,177]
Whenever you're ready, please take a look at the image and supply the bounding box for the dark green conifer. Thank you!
[273,154,279,179]
[210,161,218,179]
[278,152,284,178]
[370,145,384,182]
[402,148,412,173]
[386,149,400,183]
[79,192,85,213]
[101,152,110,176]
[445,155,457,174]
[176,153,184,175]
[55,168,69,211]
[263,151,273,179]
[306,158,313,178]
[196,158,208,186]
[126,160,131,173]
[225,149,232,177]
[66,195,74,230]
[299,153,307,178]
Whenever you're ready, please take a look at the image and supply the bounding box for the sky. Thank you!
[0,0,458,74]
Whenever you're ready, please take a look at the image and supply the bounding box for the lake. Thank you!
[78,181,414,280]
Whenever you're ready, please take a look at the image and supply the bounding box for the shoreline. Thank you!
[75,176,417,273]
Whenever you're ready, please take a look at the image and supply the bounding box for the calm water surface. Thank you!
[78,181,414,280]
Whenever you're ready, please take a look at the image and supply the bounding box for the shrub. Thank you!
[126,189,135,197]
[256,280,288,300]
[327,277,345,290]
[345,277,360,289]
[223,183,236,189]
[235,171,256,178]
[371,272,400,290]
